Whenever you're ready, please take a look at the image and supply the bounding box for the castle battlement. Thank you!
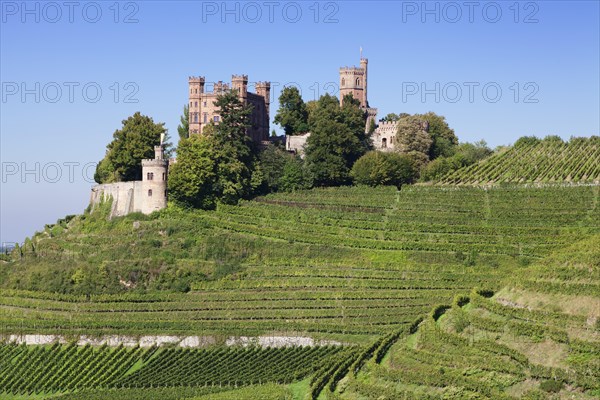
[339,67,364,74]
[232,74,248,81]
[377,121,398,127]
[255,81,271,88]
[189,76,205,83]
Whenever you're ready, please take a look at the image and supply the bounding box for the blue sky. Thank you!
[1,0,599,243]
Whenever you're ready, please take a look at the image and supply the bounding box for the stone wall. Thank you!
[90,181,144,218]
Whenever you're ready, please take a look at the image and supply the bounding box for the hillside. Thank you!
[0,183,598,399]
[436,136,600,185]
[337,235,600,400]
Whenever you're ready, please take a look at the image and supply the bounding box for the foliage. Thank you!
[273,86,309,135]
[167,134,217,209]
[177,104,189,140]
[436,136,598,184]
[395,115,432,154]
[304,94,370,186]
[416,112,458,159]
[350,151,416,188]
[94,112,170,183]
[168,91,256,208]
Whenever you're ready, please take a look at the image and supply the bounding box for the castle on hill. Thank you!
[90,144,168,218]
[286,55,404,155]
[188,75,271,143]
[91,54,403,216]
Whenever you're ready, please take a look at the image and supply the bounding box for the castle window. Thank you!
[203,101,207,107]
[162,172,166,181]
[195,101,198,107]
[382,138,387,148]
[195,89,198,94]
[356,78,360,86]
[164,190,167,198]
[214,116,220,122]
[147,172,154,181]
[390,136,394,144]
[203,113,208,123]
[190,102,192,107]
[148,189,153,197]
[341,78,345,86]
[194,113,198,123]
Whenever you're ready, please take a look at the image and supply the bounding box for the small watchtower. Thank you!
[141,138,168,214]
[339,52,368,109]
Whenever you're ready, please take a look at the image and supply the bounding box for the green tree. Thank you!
[177,104,189,140]
[396,115,433,154]
[279,156,312,192]
[305,94,370,186]
[211,90,256,204]
[168,91,255,208]
[167,134,217,209]
[255,144,294,192]
[381,113,400,122]
[416,112,458,159]
[351,151,416,188]
[274,87,309,135]
[94,112,170,183]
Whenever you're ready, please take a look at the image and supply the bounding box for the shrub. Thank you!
[540,379,564,393]
[351,151,416,188]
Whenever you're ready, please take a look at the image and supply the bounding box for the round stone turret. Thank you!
[141,145,168,214]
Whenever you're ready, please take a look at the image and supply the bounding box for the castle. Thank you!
[90,56,403,217]
[89,144,168,218]
[188,75,271,143]
[286,55,400,155]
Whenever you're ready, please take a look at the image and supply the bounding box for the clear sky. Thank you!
[1,0,599,244]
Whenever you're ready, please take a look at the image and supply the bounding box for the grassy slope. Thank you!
[339,235,599,399]
[436,137,600,185]
[0,184,598,399]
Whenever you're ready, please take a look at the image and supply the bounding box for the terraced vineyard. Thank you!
[0,343,342,395]
[0,183,598,399]
[334,235,600,400]
[437,136,600,185]
[2,185,597,340]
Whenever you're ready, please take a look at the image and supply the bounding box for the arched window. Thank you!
[147,172,154,180]
[148,189,153,197]
[382,138,387,148]
[341,78,345,86]
[194,113,198,123]
[356,78,360,86]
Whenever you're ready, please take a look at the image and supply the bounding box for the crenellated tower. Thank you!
[339,57,368,109]
[188,76,205,134]
[141,144,168,214]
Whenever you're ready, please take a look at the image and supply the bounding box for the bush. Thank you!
[539,379,564,393]
[351,151,416,188]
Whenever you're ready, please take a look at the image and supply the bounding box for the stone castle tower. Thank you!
[188,75,271,143]
[339,55,378,132]
[339,57,369,108]
[90,142,169,218]
[141,145,168,214]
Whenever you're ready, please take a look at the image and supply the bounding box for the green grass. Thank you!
[0,182,598,398]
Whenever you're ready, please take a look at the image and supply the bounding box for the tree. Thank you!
[255,144,294,193]
[304,94,370,186]
[274,87,309,135]
[395,115,433,155]
[381,113,400,122]
[416,112,458,159]
[279,156,312,192]
[168,90,256,208]
[167,134,217,209]
[211,90,256,204]
[94,112,170,183]
[351,151,416,188]
[177,104,189,140]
